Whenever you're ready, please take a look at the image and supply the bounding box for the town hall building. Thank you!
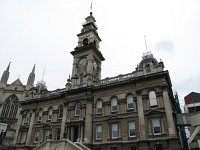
[0,12,182,150]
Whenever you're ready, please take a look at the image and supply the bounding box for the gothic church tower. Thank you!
[70,12,105,89]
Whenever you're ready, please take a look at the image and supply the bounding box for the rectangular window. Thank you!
[152,119,161,135]
[128,122,136,137]
[56,128,61,140]
[96,125,102,139]
[45,130,51,140]
[34,131,39,143]
[112,123,118,138]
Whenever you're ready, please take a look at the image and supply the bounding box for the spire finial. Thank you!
[90,0,93,14]
[144,35,148,52]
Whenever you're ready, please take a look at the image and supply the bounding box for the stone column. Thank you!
[13,109,23,144]
[163,90,176,136]
[84,100,92,143]
[136,90,146,139]
[26,109,36,144]
[60,105,67,139]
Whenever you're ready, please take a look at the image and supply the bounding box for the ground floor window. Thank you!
[56,128,61,140]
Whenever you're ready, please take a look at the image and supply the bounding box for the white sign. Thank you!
[0,122,7,132]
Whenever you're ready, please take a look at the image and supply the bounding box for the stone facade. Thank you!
[0,12,182,150]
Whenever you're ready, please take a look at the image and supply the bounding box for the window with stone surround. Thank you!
[111,98,118,112]
[44,130,51,140]
[38,108,43,122]
[111,123,119,139]
[25,112,31,124]
[127,95,134,110]
[96,100,102,114]
[48,107,53,121]
[152,118,161,135]
[128,121,136,137]
[75,103,80,116]
[96,124,102,139]
[56,128,61,140]
[149,91,158,107]
[34,131,39,143]
[58,105,63,118]
[1,94,19,119]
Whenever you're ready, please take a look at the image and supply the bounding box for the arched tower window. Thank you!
[75,103,80,116]
[83,38,88,46]
[149,91,157,107]
[58,105,63,118]
[96,100,102,114]
[1,94,19,119]
[48,107,53,121]
[111,98,118,112]
[145,64,151,72]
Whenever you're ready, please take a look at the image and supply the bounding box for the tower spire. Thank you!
[0,62,11,84]
[26,64,36,86]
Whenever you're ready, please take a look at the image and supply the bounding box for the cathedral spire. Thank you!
[26,64,35,86]
[0,62,11,84]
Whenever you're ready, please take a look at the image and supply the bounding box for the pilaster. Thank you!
[26,109,36,144]
[84,101,92,143]
[60,106,67,139]
[13,110,23,144]
[163,90,176,136]
[136,90,146,139]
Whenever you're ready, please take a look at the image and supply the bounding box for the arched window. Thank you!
[48,107,53,121]
[96,100,102,114]
[58,105,63,118]
[38,109,43,121]
[75,103,80,116]
[127,95,134,110]
[111,98,118,112]
[83,38,88,46]
[149,91,157,107]
[1,94,19,119]
[145,64,151,72]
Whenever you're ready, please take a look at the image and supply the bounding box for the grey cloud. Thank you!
[154,40,175,52]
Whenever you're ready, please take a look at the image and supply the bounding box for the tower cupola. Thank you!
[70,12,105,89]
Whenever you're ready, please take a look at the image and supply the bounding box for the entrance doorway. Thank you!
[71,126,79,142]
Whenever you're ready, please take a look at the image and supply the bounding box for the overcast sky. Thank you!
[0,0,199,107]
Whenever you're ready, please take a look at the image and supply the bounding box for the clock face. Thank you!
[79,59,87,67]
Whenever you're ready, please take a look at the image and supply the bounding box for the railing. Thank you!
[75,142,91,150]
[23,88,66,101]
[33,139,89,150]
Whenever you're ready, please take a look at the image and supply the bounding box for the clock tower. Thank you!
[70,12,105,89]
